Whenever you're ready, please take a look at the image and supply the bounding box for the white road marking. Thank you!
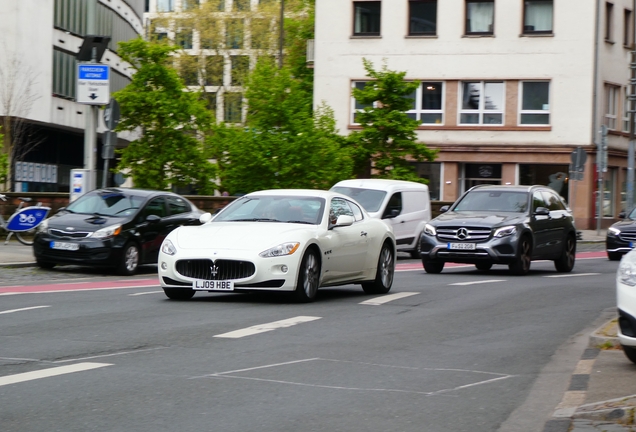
[544,273,601,278]
[0,362,112,387]
[450,279,506,286]
[214,316,321,338]
[0,305,50,315]
[359,292,419,305]
[128,291,163,296]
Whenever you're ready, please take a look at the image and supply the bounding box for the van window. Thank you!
[331,186,387,212]
[402,191,429,213]
[382,193,402,218]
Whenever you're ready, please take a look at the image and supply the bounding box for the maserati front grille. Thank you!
[175,259,256,280]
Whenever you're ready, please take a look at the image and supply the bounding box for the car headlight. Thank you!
[259,242,300,258]
[88,224,122,239]
[424,223,436,236]
[161,239,176,256]
[619,254,636,286]
[608,226,621,237]
[37,218,49,233]
[494,225,517,238]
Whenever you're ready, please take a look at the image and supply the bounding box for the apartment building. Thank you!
[313,0,634,229]
[0,0,144,192]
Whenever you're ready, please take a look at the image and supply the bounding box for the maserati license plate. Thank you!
[448,243,476,250]
[192,280,234,291]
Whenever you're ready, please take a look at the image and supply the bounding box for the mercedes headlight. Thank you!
[89,224,122,239]
[259,242,300,258]
[424,224,437,236]
[608,226,621,237]
[494,225,517,238]
[161,239,176,256]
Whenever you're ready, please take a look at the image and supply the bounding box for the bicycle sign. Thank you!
[6,207,49,231]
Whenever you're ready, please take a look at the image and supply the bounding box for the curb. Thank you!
[0,262,37,268]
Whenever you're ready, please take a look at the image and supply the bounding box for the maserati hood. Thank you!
[172,222,317,250]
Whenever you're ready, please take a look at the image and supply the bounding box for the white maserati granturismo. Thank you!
[158,189,396,302]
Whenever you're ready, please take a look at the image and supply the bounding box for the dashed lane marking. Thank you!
[359,292,419,305]
[0,305,50,315]
[450,279,506,286]
[128,291,163,296]
[214,316,322,339]
[0,362,112,387]
[544,273,601,278]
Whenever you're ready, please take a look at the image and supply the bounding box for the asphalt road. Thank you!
[0,252,619,432]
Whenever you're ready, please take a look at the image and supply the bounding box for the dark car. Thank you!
[606,209,636,260]
[418,184,577,275]
[33,188,203,275]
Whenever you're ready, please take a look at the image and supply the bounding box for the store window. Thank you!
[519,164,570,202]
[598,168,617,217]
[411,162,442,200]
[462,163,501,192]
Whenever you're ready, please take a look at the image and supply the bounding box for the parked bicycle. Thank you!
[0,194,51,246]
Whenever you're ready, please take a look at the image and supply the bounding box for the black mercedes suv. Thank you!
[418,185,577,275]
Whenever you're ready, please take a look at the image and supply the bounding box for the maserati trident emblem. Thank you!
[456,228,469,240]
[210,265,218,277]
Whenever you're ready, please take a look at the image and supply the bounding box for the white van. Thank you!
[331,179,432,258]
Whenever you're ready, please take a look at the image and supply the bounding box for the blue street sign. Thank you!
[78,65,109,80]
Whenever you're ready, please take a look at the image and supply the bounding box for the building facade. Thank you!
[313,0,634,229]
[0,0,144,192]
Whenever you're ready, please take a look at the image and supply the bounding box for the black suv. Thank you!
[419,185,577,275]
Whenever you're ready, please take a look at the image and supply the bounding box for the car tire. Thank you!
[509,236,532,276]
[36,259,56,269]
[475,263,493,271]
[554,234,576,272]
[117,242,140,276]
[422,259,444,274]
[409,235,422,259]
[163,288,195,300]
[608,251,623,261]
[362,243,395,294]
[294,249,320,302]
[622,345,636,364]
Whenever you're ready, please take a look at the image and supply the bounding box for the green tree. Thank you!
[347,58,437,181]
[113,37,216,193]
[206,59,351,194]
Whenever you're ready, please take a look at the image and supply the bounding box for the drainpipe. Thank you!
[593,0,602,234]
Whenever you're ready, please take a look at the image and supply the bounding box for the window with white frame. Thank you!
[465,0,494,35]
[605,84,619,130]
[624,87,631,132]
[520,81,550,125]
[459,81,504,125]
[409,0,437,36]
[523,0,553,34]
[351,81,444,125]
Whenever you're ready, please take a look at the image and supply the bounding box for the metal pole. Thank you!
[278,0,284,68]
[628,1,636,212]
[84,0,97,191]
[593,0,602,232]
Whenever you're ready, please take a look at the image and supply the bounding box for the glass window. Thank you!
[167,196,191,215]
[234,0,250,11]
[606,2,614,41]
[465,0,494,35]
[205,56,224,86]
[182,0,199,11]
[519,164,569,202]
[178,56,199,86]
[411,162,441,200]
[625,9,633,46]
[231,56,250,86]
[605,84,619,130]
[354,1,381,36]
[205,92,217,113]
[226,19,244,49]
[624,87,632,133]
[523,0,553,34]
[541,190,566,211]
[409,0,437,35]
[532,191,546,211]
[175,25,193,49]
[140,197,167,221]
[520,81,550,125]
[459,81,504,125]
[330,198,355,225]
[382,193,403,218]
[224,93,243,123]
[157,0,174,12]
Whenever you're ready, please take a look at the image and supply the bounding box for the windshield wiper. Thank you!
[231,218,281,222]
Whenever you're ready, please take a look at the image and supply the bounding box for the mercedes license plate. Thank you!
[448,243,476,250]
[193,280,234,291]
[50,241,79,251]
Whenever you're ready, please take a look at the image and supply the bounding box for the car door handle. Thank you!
[361,231,368,237]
